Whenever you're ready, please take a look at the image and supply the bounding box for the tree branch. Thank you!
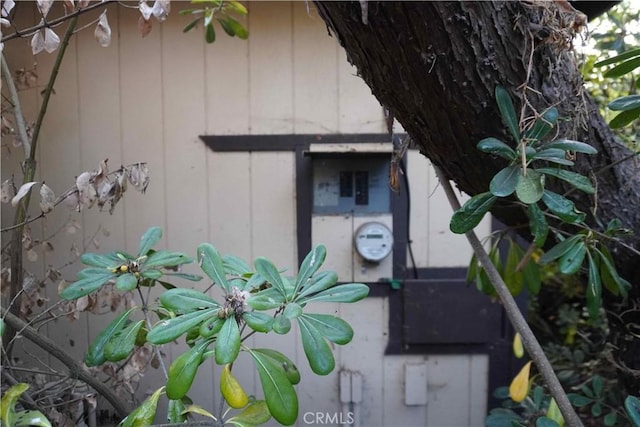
[434,166,583,427]
[1,307,131,418]
[1,53,31,156]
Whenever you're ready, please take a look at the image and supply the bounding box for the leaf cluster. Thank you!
[179,0,249,44]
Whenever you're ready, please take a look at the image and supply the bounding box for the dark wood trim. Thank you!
[200,133,395,152]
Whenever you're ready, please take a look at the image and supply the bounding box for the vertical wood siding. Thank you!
[1,2,489,425]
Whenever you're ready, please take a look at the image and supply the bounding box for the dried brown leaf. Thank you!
[138,15,152,38]
[11,181,38,207]
[1,178,14,203]
[36,0,53,17]
[39,183,55,213]
[126,163,149,193]
[22,227,32,249]
[76,172,96,209]
[94,11,111,47]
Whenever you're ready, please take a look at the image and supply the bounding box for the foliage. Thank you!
[595,48,640,128]
[179,0,249,43]
[58,227,369,425]
[1,383,52,427]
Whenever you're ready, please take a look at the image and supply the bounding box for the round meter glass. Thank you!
[354,222,393,262]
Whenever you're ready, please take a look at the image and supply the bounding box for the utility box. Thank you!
[309,144,393,283]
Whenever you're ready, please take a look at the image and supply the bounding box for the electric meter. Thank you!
[354,222,393,262]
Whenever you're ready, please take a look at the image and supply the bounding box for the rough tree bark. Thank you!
[315,0,640,391]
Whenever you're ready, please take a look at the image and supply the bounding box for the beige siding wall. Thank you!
[2,2,490,425]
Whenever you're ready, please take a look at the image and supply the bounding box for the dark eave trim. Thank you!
[199,133,395,152]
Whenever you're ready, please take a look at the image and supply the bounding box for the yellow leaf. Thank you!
[183,405,216,420]
[220,364,249,409]
[509,361,532,402]
[513,332,524,358]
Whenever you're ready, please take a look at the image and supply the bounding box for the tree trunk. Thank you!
[315,0,640,390]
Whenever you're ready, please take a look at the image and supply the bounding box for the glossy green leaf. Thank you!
[225,1,248,15]
[76,267,116,279]
[515,170,545,204]
[539,234,583,265]
[217,17,236,37]
[294,245,327,297]
[167,399,187,424]
[610,107,640,128]
[609,94,640,111]
[120,386,165,427]
[205,21,216,43]
[477,137,517,161]
[249,349,298,426]
[86,307,136,367]
[594,47,640,67]
[523,254,542,295]
[298,316,335,375]
[283,302,303,319]
[273,315,292,334]
[60,271,117,300]
[524,107,558,142]
[163,272,202,281]
[242,311,274,333]
[495,86,520,142]
[197,243,230,292]
[531,148,575,166]
[527,203,548,247]
[247,288,286,310]
[450,192,497,234]
[543,140,598,154]
[296,271,338,299]
[2,383,29,426]
[138,226,162,257]
[490,165,520,197]
[104,320,144,362]
[252,349,300,385]
[298,283,369,304]
[594,247,630,297]
[586,251,602,318]
[604,56,640,78]
[144,250,192,268]
[199,316,224,338]
[624,395,640,426]
[223,255,252,276]
[254,257,287,298]
[536,168,595,194]
[227,400,272,427]
[160,288,219,314]
[141,269,163,280]
[116,273,138,291]
[183,17,200,33]
[503,241,523,296]
[567,393,593,408]
[541,191,585,224]
[301,313,353,345]
[166,340,209,400]
[80,252,121,268]
[558,241,586,275]
[215,317,241,364]
[13,410,52,427]
[147,308,217,344]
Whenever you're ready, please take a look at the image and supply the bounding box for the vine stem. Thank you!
[434,166,583,427]
[0,307,131,418]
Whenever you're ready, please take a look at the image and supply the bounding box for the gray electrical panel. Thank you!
[312,156,390,214]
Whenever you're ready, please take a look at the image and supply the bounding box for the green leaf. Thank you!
[217,17,236,37]
[223,255,252,276]
[80,252,121,268]
[503,241,524,296]
[254,257,287,298]
[167,399,187,424]
[272,315,292,334]
[301,313,354,345]
[604,411,617,427]
[604,56,640,78]
[249,349,298,426]
[225,1,248,15]
[594,47,640,67]
[215,317,241,364]
[541,191,585,224]
[60,271,117,300]
[183,17,200,33]
[199,316,224,338]
[298,283,369,304]
[477,137,517,161]
[543,140,598,155]
[495,85,521,142]
[144,250,193,268]
[297,316,335,375]
[527,203,548,247]
[294,245,327,297]
[296,271,338,299]
[252,349,300,385]
[546,398,564,427]
[283,302,303,319]
[147,308,217,344]
[205,21,216,43]
[450,192,497,234]
[13,410,52,427]
[116,273,138,291]
[104,320,144,362]
[141,269,163,280]
[166,340,209,400]
[609,94,640,111]
[247,288,286,310]
[163,272,203,281]
[515,170,545,204]
[592,375,604,397]
[197,243,230,292]
[610,107,640,129]
[227,400,272,427]
[536,168,595,194]
[138,226,162,257]
[119,387,165,427]
[586,251,602,319]
[625,395,640,427]
[567,393,593,408]
[2,383,29,426]
[524,107,558,142]
[539,235,583,265]
[522,255,541,295]
[466,253,478,285]
[242,311,274,333]
[86,307,136,366]
[160,288,219,314]
[490,165,520,197]
[536,417,560,427]
[558,241,586,275]
[594,247,630,297]
[531,149,575,166]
